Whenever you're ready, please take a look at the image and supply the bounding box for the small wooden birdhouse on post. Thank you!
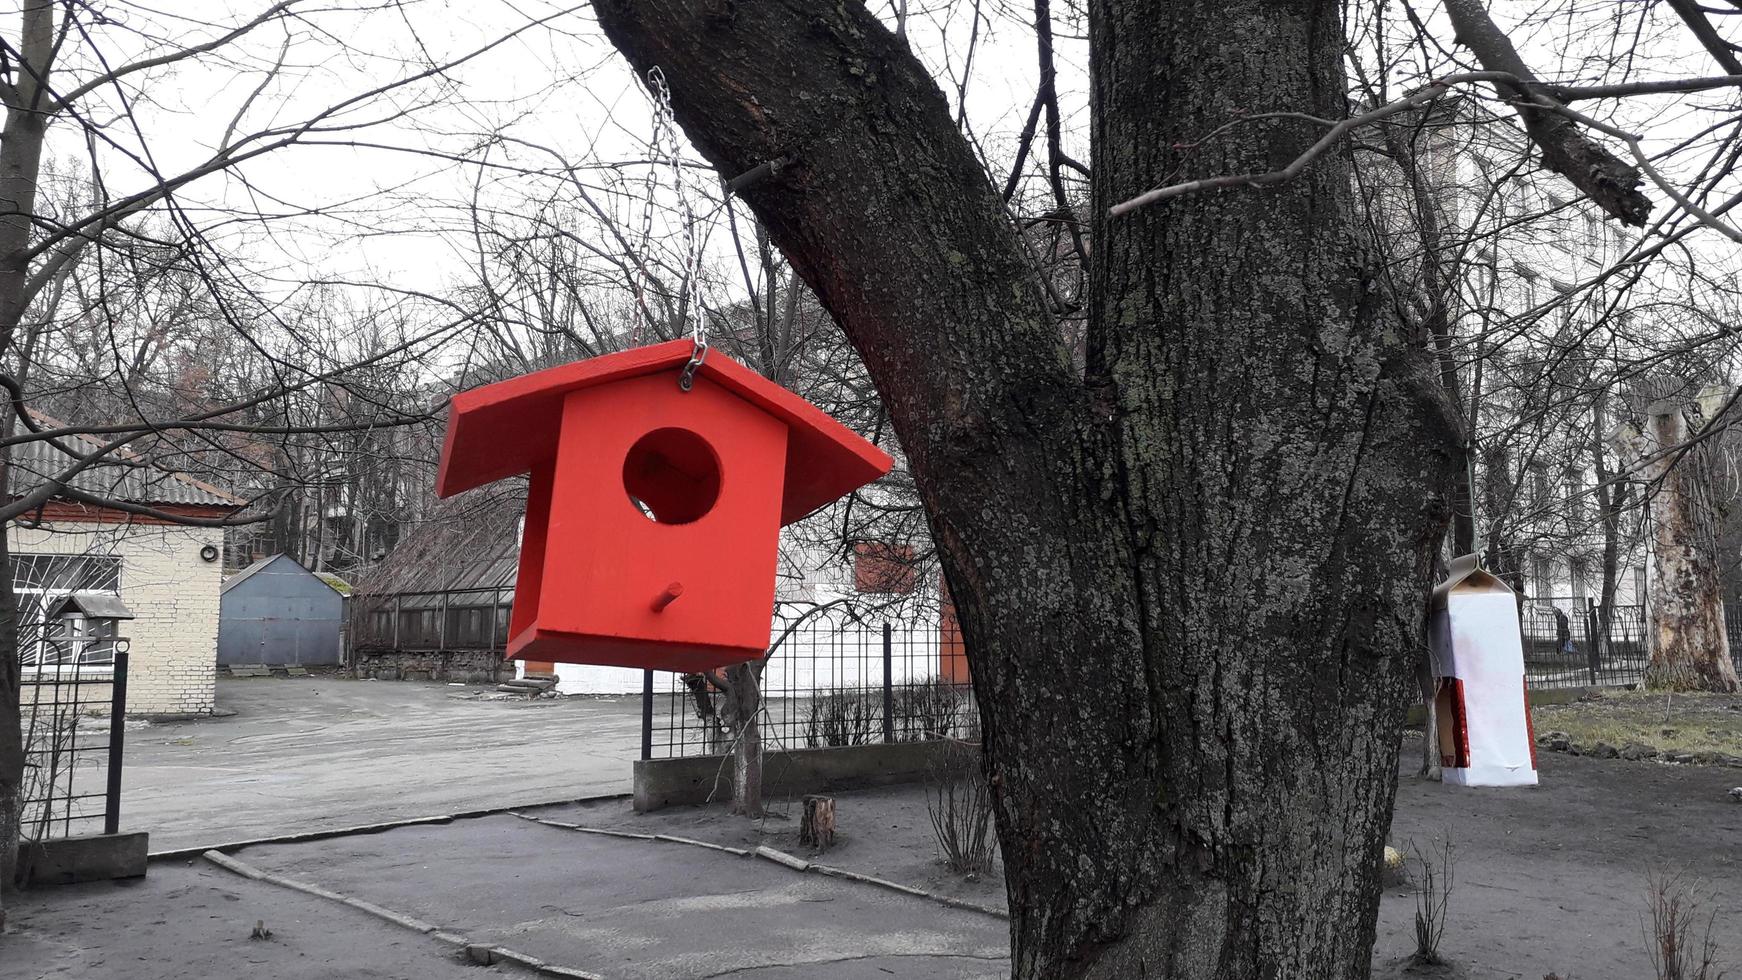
[1428,554,1538,787]
[436,340,893,673]
[45,592,135,667]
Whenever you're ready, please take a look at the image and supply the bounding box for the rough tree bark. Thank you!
[1617,399,1741,692]
[589,2,1457,976]
[0,1,56,919]
[721,661,762,818]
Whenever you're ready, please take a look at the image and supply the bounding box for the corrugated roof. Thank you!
[223,553,349,596]
[349,485,524,601]
[9,413,246,509]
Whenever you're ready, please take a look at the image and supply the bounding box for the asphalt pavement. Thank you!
[118,677,641,852]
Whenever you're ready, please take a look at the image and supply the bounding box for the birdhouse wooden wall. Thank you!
[515,373,788,669]
[437,339,894,673]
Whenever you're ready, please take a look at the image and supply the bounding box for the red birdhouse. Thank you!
[435,340,893,672]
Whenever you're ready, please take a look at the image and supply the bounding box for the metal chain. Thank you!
[628,70,667,348]
[634,67,710,389]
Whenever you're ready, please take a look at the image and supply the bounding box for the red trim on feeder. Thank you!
[1522,676,1538,770]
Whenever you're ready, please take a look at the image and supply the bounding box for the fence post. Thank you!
[392,594,402,651]
[1585,597,1599,686]
[641,669,654,761]
[104,650,129,836]
[882,622,895,743]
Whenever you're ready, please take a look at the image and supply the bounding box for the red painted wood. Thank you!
[437,340,891,525]
[438,344,893,671]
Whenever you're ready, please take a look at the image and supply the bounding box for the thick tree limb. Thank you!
[1667,0,1742,76]
[1443,0,1652,225]
[1112,70,1741,220]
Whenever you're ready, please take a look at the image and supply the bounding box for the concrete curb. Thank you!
[201,850,606,980]
[508,811,1010,921]
[149,793,632,860]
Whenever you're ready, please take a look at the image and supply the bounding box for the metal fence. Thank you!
[640,596,1742,758]
[18,650,130,842]
[1519,597,1742,689]
[1518,598,1650,690]
[642,607,971,760]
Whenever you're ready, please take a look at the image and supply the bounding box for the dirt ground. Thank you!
[7,735,1741,979]
[547,739,1742,979]
[2,860,514,980]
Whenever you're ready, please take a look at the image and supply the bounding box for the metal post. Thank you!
[104,650,129,836]
[392,594,402,650]
[640,669,654,761]
[438,591,449,651]
[882,622,895,743]
[490,589,501,653]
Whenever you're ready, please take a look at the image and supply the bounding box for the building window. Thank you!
[9,553,124,668]
[1570,559,1588,600]
[1565,468,1584,525]
[1530,464,1551,509]
[1531,555,1555,598]
[853,542,918,595]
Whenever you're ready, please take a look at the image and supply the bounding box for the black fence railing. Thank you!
[19,650,129,843]
[641,597,1742,758]
[1518,597,1742,689]
[643,607,971,760]
[1519,598,1650,690]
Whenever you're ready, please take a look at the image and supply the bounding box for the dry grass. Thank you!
[1531,690,1742,758]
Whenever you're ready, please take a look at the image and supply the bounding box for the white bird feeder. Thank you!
[1428,554,1538,787]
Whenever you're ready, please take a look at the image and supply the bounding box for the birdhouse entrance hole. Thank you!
[623,427,722,525]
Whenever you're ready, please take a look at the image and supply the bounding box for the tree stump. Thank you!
[799,794,835,850]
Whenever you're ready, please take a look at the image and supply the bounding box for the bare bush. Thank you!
[1644,871,1726,980]
[925,738,995,876]
[803,690,878,747]
[894,677,973,741]
[1411,838,1456,965]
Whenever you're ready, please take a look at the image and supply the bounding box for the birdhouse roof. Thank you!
[436,340,893,525]
[1431,553,1514,609]
[46,592,136,621]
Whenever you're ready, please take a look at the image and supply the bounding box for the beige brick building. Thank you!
[9,420,243,717]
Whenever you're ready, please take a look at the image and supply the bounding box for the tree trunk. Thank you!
[0,521,19,926]
[1590,394,1625,666]
[1631,404,1740,691]
[0,1,58,926]
[589,2,1457,975]
[724,662,762,818]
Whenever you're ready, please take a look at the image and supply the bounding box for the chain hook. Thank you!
[678,340,708,392]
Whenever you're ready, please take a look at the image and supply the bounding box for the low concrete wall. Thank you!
[634,740,954,812]
[20,831,149,887]
[1405,683,1609,726]
[351,650,514,684]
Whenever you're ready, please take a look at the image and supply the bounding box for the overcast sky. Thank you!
[16,0,1740,372]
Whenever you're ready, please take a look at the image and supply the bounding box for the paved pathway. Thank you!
[242,814,1009,978]
[120,677,641,852]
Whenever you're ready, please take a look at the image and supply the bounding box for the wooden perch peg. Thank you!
[651,582,684,612]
